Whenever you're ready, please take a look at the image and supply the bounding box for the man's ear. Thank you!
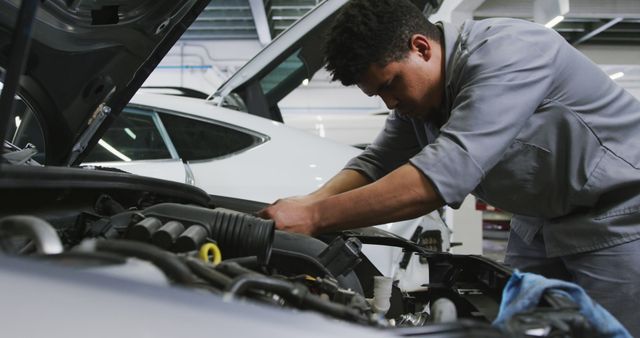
[410,34,431,60]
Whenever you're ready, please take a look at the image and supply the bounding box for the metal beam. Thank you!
[429,0,485,27]
[572,17,623,45]
[248,0,272,45]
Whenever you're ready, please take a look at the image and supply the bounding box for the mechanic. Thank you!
[259,0,640,333]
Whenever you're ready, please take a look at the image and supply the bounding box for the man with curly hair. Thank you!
[260,0,640,333]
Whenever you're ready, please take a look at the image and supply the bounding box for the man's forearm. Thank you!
[311,164,445,232]
[308,169,373,199]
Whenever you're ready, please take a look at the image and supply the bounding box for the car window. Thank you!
[83,108,172,162]
[1,79,47,163]
[158,112,263,161]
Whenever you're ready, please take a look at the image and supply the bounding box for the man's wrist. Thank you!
[308,199,328,235]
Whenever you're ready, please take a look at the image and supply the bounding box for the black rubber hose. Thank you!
[215,261,260,278]
[225,274,294,297]
[91,239,197,285]
[140,204,274,263]
[215,256,261,270]
[299,290,373,324]
[225,274,373,324]
[183,257,233,288]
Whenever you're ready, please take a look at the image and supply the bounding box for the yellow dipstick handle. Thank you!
[199,242,222,265]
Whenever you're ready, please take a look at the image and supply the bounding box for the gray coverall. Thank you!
[345,18,640,334]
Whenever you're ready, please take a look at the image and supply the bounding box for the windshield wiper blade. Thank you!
[2,140,41,166]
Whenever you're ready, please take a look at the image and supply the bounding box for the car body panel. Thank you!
[0,254,397,338]
[88,159,188,185]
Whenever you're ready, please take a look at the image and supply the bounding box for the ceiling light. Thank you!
[544,15,565,28]
[124,128,137,140]
[98,139,131,162]
[534,0,569,29]
[609,72,624,80]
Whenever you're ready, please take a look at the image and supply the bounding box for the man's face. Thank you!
[356,41,444,120]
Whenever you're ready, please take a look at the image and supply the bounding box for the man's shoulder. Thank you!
[461,17,557,41]
[456,17,564,57]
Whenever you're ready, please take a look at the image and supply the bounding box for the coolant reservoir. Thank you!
[371,276,393,314]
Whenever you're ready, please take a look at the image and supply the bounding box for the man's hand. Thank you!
[258,196,320,235]
[258,170,371,235]
[259,164,444,236]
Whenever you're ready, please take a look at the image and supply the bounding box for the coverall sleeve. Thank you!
[344,111,423,181]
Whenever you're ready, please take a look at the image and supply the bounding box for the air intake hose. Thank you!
[137,203,274,264]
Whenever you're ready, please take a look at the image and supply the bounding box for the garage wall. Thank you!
[143,40,263,95]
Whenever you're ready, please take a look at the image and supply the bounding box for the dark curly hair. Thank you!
[325,0,441,86]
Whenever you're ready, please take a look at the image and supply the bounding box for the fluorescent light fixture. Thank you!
[609,72,624,80]
[534,0,569,29]
[124,127,137,140]
[545,15,564,28]
[98,139,131,161]
[302,78,310,86]
[314,123,325,138]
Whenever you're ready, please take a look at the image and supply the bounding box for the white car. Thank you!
[82,92,450,287]
[83,92,357,203]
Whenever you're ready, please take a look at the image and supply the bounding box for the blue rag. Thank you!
[492,270,631,338]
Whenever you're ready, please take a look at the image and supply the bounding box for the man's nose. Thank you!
[380,93,398,110]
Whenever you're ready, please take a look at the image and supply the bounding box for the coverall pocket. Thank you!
[479,139,566,218]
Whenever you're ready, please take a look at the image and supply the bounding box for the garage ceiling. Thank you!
[475,0,640,45]
[180,0,322,41]
[174,0,640,88]
[180,0,640,46]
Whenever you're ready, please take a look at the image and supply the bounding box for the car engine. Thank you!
[0,166,590,337]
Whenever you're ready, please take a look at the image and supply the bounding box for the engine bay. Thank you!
[0,166,589,337]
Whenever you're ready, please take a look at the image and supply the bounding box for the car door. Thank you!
[82,107,189,184]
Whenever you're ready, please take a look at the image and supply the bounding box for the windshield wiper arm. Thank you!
[2,140,41,166]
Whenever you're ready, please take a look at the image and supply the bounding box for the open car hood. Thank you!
[212,0,347,105]
[0,0,209,166]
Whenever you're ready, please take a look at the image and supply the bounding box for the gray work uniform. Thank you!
[345,18,640,334]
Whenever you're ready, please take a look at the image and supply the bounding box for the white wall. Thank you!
[143,40,263,94]
[446,195,483,255]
